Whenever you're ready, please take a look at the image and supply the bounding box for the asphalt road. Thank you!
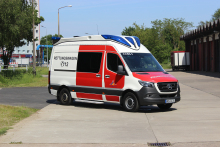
[0,87,55,109]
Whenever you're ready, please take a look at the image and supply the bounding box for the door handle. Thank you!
[105,75,110,78]
[96,74,101,77]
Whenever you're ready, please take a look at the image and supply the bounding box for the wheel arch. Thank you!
[57,85,71,101]
[120,89,139,105]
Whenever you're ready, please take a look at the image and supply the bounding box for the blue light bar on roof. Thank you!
[102,35,131,47]
[133,36,140,47]
[51,37,61,40]
[125,37,136,47]
[51,37,61,45]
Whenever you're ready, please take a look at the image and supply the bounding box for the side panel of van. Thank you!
[76,45,105,100]
[51,45,79,94]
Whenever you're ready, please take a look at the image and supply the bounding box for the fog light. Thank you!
[175,94,178,97]
[146,94,151,98]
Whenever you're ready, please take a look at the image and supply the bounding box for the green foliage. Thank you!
[212,8,220,20]
[121,26,135,36]
[197,8,220,27]
[0,0,44,68]
[0,67,48,87]
[121,18,193,63]
[40,34,63,61]
[161,63,172,69]
[198,20,210,27]
[0,105,38,136]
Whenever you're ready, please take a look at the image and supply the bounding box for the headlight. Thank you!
[138,80,154,88]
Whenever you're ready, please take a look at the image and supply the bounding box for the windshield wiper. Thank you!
[134,71,149,72]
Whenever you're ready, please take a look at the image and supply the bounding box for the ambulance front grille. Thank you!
[157,82,177,92]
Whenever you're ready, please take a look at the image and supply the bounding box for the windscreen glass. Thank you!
[121,53,164,72]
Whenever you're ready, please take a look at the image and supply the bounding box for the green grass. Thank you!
[0,66,48,88]
[161,63,172,69]
[0,105,38,136]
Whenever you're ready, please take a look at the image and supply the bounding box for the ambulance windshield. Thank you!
[121,53,164,72]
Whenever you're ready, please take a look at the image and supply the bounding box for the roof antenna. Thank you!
[96,24,99,35]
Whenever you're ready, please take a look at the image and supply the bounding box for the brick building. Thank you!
[180,19,220,72]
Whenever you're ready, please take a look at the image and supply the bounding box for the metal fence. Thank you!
[0,65,28,72]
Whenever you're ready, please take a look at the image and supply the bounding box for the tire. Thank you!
[122,92,139,112]
[157,103,172,110]
[59,88,72,105]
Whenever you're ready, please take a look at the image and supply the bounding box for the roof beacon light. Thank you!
[133,36,140,47]
[51,37,61,44]
[51,37,61,40]
[125,37,136,47]
[102,35,131,47]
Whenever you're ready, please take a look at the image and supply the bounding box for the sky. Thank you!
[39,0,220,39]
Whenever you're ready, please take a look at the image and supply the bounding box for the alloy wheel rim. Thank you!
[62,93,68,102]
[125,97,135,109]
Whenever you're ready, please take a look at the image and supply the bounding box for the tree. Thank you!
[152,18,193,50]
[212,8,220,20]
[198,21,210,27]
[197,8,220,27]
[40,34,63,61]
[0,0,44,69]
[121,26,135,36]
[121,18,193,63]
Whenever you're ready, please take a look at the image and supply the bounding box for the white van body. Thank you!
[48,35,180,112]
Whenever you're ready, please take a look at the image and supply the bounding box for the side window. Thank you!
[107,53,123,72]
[77,52,102,73]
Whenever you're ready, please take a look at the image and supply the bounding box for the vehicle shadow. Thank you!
[47,99,177,113]
[46,99,57,104]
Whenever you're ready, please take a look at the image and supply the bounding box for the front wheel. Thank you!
[157,103,172,110]
[123,92,139,112]
[59,88,72,105]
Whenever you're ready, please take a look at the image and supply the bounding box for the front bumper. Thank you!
[135,85,181,106]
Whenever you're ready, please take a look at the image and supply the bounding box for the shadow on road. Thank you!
[46,99,57,104]
[48,99,177,113]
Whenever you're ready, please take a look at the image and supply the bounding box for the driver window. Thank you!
[107,53,123,72]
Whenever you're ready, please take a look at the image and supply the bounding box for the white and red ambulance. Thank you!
[48,35,180,112]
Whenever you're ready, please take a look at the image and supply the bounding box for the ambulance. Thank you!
[48,35,180,112]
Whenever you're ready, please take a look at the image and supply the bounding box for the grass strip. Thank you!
[0,66,48,88]
[161,63,172,69]
[0,105,38,136]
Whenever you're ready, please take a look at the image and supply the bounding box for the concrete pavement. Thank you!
[167,69,220,98]
[1,71,220,146]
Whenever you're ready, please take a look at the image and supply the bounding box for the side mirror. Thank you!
[117,65,126,75]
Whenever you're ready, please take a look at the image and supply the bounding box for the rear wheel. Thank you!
[59,88,72,105]
[123,92,139,112]
[157,103,172,110]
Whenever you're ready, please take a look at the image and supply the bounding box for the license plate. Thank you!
[165,99,175,103]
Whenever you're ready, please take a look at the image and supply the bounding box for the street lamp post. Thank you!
[32,0,36,75]
[58,5,72,37]
[41,25,48,67]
